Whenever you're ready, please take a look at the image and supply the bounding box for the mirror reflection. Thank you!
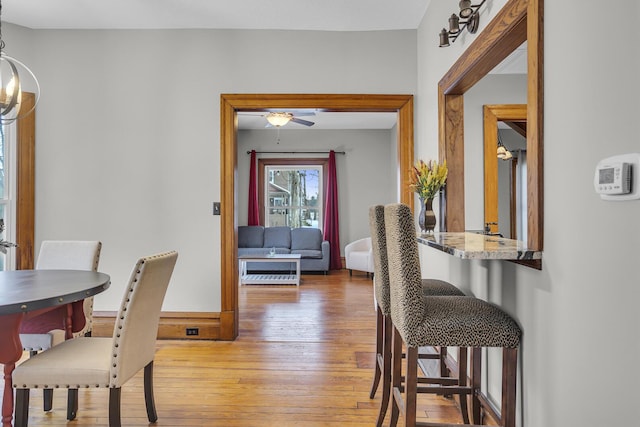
[483,104,527,242]
[496,122,527,239]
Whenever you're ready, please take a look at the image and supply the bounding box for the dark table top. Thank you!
[0,270,111,315]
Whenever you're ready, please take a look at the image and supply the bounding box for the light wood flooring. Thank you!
[3,269,467,426]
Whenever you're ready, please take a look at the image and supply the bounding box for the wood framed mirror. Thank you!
[438,0,543,269]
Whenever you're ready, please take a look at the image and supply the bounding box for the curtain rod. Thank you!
[247,150,346,155]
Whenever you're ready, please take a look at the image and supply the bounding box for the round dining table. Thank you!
[0,270,110,427]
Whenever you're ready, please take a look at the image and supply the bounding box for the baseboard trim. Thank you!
[93,311,222,340]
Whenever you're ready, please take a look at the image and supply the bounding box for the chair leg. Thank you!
[43,389,53,411]
[14,389,30,427]
[501,348,518,427]
[404,346,419,427]
[369,307,383,399]
[389,327,403,427]
[457,347,470,424]
[109,388,122,427]
[144,361,158,422]
[470,347,482,425]
[374,314,393,427]
[438,346,449,377]
[67,389,78,420]
[349,269,353,276]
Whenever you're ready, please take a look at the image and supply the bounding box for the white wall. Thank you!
[3,25,417,312]
[237,128,397,253]
[418,1,640,426]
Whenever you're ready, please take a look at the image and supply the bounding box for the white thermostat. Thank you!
[594,153,640,201]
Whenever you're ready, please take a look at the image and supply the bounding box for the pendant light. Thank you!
[0,1,40,124]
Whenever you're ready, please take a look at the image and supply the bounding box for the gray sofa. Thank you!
[238,226,330,274]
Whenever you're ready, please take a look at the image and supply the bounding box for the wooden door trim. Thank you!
[16,93,36,270]
[220,93,414,339]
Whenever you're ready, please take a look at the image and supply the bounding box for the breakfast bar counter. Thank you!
[417,232,542,261]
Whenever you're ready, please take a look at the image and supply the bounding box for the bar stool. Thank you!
[368,205,466,427]
[384,203,521,427]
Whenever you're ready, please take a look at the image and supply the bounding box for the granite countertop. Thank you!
[417,232,542,261]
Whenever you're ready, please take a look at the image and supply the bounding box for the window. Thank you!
[259,158,327,230]
[0,124,16,271]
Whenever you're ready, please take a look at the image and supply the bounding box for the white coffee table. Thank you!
[238,254,302,286]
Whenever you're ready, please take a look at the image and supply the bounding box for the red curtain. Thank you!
[323,150,341,270]
[248,150,260,225]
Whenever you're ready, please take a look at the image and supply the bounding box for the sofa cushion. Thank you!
[291,249,323,259]
[291,228,323,250]
[263,226,292,249]
[238,226,264,248]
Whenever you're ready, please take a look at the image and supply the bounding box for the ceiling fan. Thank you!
[239,110,315,128]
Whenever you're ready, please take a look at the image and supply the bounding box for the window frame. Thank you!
[258,157,328,229]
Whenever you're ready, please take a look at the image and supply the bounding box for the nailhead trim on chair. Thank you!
[14,252,176,391]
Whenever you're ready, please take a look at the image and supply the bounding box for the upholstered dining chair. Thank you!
[384,204,521,427]
[19,240,102,411]
[368,205,466,427]
[13,251,178,427]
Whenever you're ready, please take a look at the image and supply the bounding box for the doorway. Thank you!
[219,94,415,339]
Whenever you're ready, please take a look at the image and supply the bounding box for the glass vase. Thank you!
[418,197,436,233]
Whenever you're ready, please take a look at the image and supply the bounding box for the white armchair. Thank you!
[344,237,374,278]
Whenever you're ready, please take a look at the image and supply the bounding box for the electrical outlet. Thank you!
[186,328,199,336]
[213,202,221,215]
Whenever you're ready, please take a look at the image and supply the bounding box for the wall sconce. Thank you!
[439,0,487,47]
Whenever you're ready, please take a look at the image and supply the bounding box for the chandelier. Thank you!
[0,0,40,123]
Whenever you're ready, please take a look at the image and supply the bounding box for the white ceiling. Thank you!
[3,0,431,31]
[238,111,398,131]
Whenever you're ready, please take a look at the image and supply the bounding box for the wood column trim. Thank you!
[15,93,36,270]
[439,88,464,231]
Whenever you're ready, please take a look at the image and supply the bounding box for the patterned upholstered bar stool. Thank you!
[384,203,521,427]
[368,205,466,427]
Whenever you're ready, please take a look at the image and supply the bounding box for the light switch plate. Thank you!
[213,202,221,215]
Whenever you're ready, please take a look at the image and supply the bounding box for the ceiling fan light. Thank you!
[266,112,292,127]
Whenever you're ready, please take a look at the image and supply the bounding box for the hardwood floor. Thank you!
[3,270,467,426]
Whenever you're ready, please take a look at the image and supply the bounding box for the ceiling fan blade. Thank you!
[266,109,315,117]
[291,117,315,127]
